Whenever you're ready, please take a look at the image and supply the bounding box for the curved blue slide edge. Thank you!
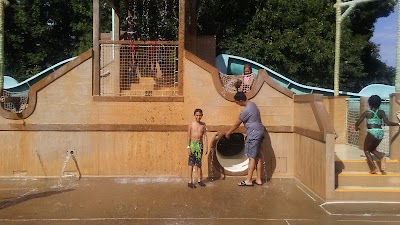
[216,54,394,98]
[4,56,77,92]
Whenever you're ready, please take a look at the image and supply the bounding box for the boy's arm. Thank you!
[187,123,191,154]
[380,110,400,126]
[354,111,366,130]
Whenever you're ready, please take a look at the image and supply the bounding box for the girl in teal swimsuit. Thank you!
[355,95,400,174]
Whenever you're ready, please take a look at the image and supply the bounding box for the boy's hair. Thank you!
[368,95,381,109]
[194,108,203,115]
[234,92,247,102]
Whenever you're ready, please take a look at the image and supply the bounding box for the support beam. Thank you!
[178,0,185,96]
[0,0,9,90]
[396,3,400,92]
[333,0,378,96]
[93,0,100,96]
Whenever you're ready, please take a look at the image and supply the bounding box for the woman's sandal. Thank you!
[252,180,263,186]
[238,181,254,186]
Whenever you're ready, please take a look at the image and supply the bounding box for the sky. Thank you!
[371,4,398,68]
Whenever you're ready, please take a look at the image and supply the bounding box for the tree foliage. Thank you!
[198,0,396,92]
[4,0,179,82]
[121,0,179,40]
[4,0,396,92]
[4,0,111,81]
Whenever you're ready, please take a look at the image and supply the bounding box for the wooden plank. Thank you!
[0,124,293,133]
[294,94,323,103]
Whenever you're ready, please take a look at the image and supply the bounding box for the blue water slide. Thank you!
[4,57,77,93]
[216,54,368,97]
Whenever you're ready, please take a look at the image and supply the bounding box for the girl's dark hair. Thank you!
[368,95,381,109]
[194,108,203,115]
[244,64,252,71]
[234,92,247,101]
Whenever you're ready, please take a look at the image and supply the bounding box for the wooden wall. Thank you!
[0,51,297,178]
[323,96,348,144]
[293,95,336,200]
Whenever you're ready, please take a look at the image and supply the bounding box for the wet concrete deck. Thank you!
[0,177,400,225]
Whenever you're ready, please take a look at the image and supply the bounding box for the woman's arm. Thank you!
[225,119,242,139]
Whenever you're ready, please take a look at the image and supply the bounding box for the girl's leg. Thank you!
[363,133,380,173]
[370,140,385,170]
[363,150,377,173]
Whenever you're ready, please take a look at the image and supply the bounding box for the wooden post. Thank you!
[93,0,100,96]
[177,0,185,96]
[358,97,368,151]
[112,5,120,95]
[389,93,400,160]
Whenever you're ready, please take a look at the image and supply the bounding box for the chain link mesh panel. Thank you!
[346,99,390,157]
[100,43,178,97]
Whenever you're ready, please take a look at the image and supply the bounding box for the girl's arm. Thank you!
[355,111,367,131]
[380,110,400,126]
[249,74,255,90]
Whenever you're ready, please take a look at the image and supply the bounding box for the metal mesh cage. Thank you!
[100,42,178,97]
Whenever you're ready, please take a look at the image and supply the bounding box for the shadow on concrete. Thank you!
[261,130,275,182]
[207,132,226,181]
[0,189,74,210]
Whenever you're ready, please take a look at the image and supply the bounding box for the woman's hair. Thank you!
[194,108,203,115]
[368,95,382,109]
[234,92,247,102]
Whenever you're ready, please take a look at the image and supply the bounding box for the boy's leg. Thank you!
[197,166,203,182]
[188,166,196,188]
[196,166,206,187]
[188,166,193,184]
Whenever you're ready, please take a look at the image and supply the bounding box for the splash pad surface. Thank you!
[1,178,400,225]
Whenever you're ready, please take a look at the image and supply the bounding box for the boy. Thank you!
[187,109,208,188]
